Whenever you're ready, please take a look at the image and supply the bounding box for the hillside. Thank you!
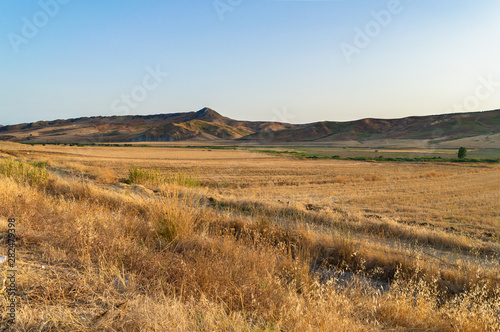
[0,107,499,146]
[241,109,500,143]
[0,108,294,143]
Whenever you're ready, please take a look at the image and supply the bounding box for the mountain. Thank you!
[0,107,499,146]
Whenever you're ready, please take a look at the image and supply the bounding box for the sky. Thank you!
[1,0,500,125]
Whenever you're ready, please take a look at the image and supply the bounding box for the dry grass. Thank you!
[424,170,448,178]
[94,168,117,184]
[0,142,499,331]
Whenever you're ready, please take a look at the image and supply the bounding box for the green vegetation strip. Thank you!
[253,149,500,163]
[18,142,500,162]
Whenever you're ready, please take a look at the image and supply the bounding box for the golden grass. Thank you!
[0,142,499,331]
[424,170,448,178]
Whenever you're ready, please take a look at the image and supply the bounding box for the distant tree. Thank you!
[458,147,467,159]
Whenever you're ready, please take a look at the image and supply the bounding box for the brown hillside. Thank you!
[0,107,499,145]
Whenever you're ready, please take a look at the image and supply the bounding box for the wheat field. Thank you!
[0,141,499,331]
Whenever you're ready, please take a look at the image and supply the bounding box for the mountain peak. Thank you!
[195,107,223,119]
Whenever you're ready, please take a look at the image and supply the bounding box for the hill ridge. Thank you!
[0,108,499,145]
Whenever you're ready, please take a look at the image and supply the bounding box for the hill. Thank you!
[0,107,499,146]
[247,110,500,143]
[0,108,294,143]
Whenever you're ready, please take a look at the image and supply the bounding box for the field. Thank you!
[0,141,499,331]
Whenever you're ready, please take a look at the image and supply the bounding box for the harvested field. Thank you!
[0,142,499,331]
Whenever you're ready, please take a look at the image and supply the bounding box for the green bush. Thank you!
[458,147,467,159]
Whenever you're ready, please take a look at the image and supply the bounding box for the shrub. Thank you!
[458,147,467,159]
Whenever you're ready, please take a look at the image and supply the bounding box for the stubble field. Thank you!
[0,141,499,331]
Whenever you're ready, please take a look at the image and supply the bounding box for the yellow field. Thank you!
[0,142,499,331]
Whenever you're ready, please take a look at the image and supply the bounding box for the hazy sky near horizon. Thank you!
[1,0,500,125]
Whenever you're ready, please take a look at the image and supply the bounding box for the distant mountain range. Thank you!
[1,108,499,146]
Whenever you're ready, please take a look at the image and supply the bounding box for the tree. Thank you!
[458,147,467,159]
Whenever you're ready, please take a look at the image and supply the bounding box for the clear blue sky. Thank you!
[1,0,500,125]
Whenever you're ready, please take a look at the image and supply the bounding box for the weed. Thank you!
[0,158,49,186]
[127,166,199,187]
